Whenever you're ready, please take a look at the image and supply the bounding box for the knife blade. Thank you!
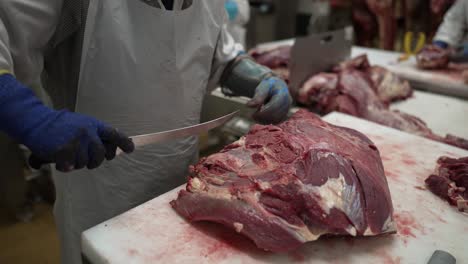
[117,111,239,155]
[289,26,353,97]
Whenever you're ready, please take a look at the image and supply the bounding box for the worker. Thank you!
[225,0,250,46]
[0,0,292,263]
[433,0,468,61]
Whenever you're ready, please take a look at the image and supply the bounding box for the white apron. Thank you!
[52,1,225,263]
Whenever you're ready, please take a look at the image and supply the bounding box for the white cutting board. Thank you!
[82,112,468,264]
[386,57,468,99]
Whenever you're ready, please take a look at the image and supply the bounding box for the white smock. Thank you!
[0,1,242,263]
[225,0,250,46]
[434,0,468,46]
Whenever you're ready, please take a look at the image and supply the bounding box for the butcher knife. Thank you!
[289,26,353,97]
[116,111,239,155]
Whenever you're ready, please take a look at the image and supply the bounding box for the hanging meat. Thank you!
[171,109,396,253]
[425,156,468,212]
[352,3,378,47]
[365,0,396,50]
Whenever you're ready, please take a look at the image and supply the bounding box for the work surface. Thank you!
[257,39,468,98]
[82,112,468,264]
[211,42,468,139]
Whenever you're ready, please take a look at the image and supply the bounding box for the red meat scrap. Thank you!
[425,156,468,212]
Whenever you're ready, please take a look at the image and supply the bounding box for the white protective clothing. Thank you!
[0,0,242,263]
[226,0,250,46]
[434,0,468,46]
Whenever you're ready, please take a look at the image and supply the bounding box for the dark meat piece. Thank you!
[425,156,468,212]
[297,62,468,150]
[430,0,455,16]
[365,0,396,50]
[352,1,378,47]
[250,46,291,82]
[416,45,450,69]
[171,110,396,253]
[333,55,412,103]
[333,54,371,72]
[249,46,291,69]
[297,73,339,111]
[367,66,413,104]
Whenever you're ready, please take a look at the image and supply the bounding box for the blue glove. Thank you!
[0,74,134,172]
[247,77,292,124]
[225,0,239,21]
[432,40,449,49]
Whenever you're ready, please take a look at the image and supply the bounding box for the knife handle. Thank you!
[427,250,456,264]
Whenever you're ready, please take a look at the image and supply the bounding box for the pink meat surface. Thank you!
[416,45,450,69]
[365,0,396,50]
[171,110,395,253]
[333,54,413,104]
[250,46,291,82]
[297,57,468,150]
[425,156,468,212]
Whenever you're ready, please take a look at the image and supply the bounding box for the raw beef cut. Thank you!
[171,110,396,253]
[425,156,468,212]
[365,0,396,50]
[297,62,468,151]
[250,48,412,104]
[332,54,413,104]
[250,46,291,82]
[416,45,450,69]
[352,0,378,47]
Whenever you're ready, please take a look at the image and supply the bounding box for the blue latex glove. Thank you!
[247,77,292,124]
[225,0,239,21]
[432,40,449,49]
[0,74,134,172]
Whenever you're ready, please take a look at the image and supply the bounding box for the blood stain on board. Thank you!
[377,249,401,264]
[402,158,417,166]
[381,156,391,162]
[394,211,425,244]
[288,250,305,262]
[426,209,448,224]
[193,221,269,262]
[384,170,401,182]
[128,248,139,256]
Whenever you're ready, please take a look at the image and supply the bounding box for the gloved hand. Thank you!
[0,73,134,172]
[247,77,292,124]
[225,0,239,21]
[432,40,449,49]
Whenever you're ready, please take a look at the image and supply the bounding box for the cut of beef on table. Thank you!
[332,54,413,103]
[171,110,395,253]
[249,45,291,82]
[297,55,468,151]
[425,156,468,212]
[416,45,450,69]
[82,112,468,264]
